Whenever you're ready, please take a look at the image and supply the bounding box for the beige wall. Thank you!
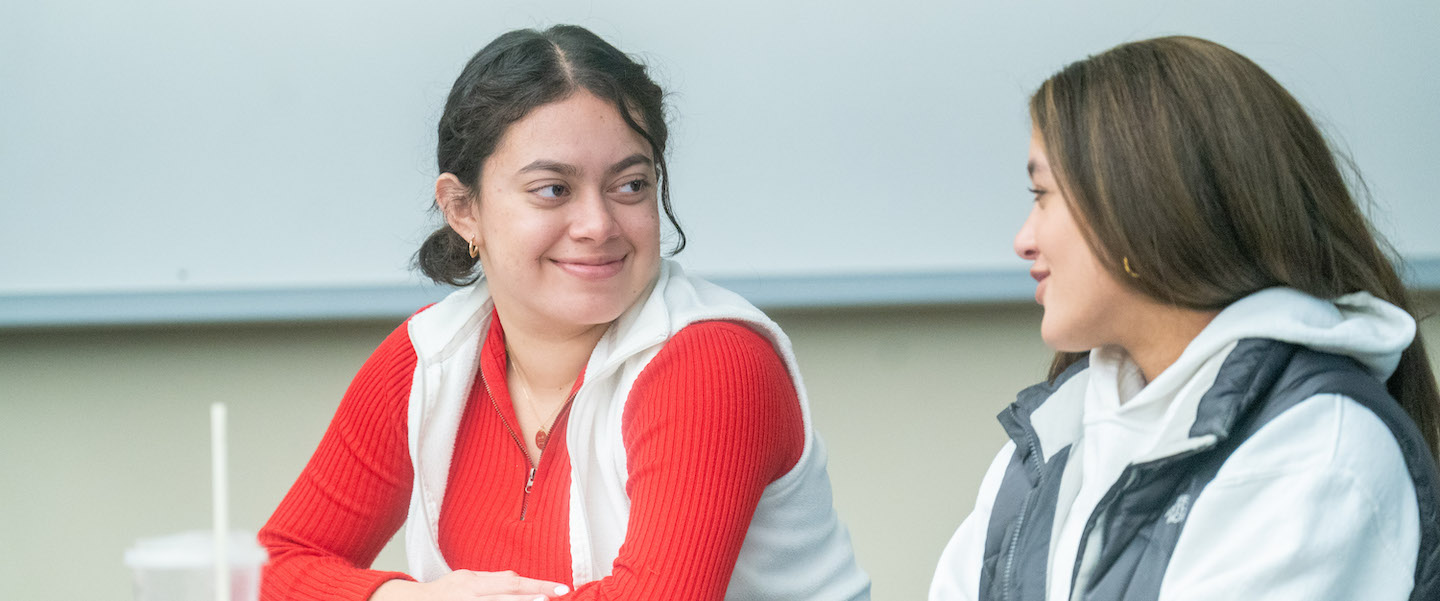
[3,297,1436,600]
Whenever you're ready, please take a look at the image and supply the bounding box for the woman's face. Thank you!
[1014,129,1142,352]
[446,90,662,334]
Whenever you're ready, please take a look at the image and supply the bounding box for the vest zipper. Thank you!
[1002,409,1047,601]
[1002,487,1034,601]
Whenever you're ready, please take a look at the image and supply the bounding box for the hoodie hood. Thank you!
[1175,287,1415,381]
[1082,287,1415,462]
[1107,287,1415,408]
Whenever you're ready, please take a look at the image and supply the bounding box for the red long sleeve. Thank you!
[258,315,804,600]
[258,322,417,601]
[570,320,804,600]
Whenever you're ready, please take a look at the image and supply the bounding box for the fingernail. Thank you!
[555,584,571,595]
[534,597,547,601]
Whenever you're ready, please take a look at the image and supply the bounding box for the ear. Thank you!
[436,173,481,244]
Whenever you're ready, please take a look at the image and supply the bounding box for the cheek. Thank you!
[490,205,556,243]
[624,204,663,252]
[1044,271,1134,352]
[480,223,560,281]
[1039,276,1073,326]
[1037,264,1104,350]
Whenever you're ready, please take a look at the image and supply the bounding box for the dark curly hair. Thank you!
[415,25,685,286]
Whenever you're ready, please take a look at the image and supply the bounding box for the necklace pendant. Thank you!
[535,428,549,451]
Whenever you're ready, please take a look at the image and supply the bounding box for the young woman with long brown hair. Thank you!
[931,36,1439,600]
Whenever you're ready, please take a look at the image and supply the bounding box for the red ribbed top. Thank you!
[259,312,804,600]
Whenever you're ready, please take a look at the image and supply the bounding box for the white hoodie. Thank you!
[931,288,1422,600]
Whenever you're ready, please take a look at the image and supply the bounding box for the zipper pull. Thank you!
[525,467,537,494]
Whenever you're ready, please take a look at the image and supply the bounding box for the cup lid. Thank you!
[124,530,267,569]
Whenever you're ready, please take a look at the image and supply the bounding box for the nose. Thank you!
[570,187,621,242]
[1014,206,1039,260]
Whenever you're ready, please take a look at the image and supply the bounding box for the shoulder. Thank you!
[339,318,420,415]
[668,320,780,355]
[1202,393,1419,558]
[622,320,804,476]
[359,318,420,377]
[1219,392,1412,488]
[625,319,799,427]
[1163,393,1422,598]
[640,320,789,385]
[959,440,1022,523]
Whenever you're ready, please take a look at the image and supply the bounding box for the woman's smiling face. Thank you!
[1015,129,1140,353]
[446,90,662,334]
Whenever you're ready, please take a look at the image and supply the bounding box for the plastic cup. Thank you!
[123,530,267,601]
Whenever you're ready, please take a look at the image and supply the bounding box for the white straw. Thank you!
[211,402,230,601]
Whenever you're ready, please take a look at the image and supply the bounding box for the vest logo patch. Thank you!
[1164,494,1191,525]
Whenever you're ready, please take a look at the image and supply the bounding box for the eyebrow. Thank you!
[517,154,654,178]
[1027,160,1037,176]
[519,160,581,178]
[608,153,654,175]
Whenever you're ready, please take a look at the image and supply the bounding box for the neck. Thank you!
[495,306,608,395]
[1118,304,1219,387]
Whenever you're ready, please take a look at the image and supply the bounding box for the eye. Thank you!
[534,184,569,199]
[611,178,652,202]
[1028,187,1047,203]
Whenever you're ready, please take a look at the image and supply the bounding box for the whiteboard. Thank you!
[3,0,1437,325]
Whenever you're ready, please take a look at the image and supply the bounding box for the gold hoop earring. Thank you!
[1123,257,1140,279]
[467,238,480,259]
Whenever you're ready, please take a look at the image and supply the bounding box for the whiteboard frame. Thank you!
[4,259,1437,327]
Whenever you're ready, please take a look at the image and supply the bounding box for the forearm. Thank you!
[262,542,410,601]
[259,471,412,601]
[369,579,420,601]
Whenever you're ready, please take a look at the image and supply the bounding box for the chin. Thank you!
[1039,319,1093,354]
[562,266,656,324]
[560,295,635,326]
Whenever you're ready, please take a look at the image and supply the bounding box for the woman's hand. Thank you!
[371,570,571,601]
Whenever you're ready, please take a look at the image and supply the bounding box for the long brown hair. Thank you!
[1030,36,1440,458]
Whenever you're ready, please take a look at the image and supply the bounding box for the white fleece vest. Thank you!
[402,260,870,600]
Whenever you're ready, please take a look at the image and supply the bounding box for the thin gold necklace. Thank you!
[509,354,569,451]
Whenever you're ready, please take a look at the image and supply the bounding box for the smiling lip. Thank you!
[553,256,626,280]
[1030,269,1049,304]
